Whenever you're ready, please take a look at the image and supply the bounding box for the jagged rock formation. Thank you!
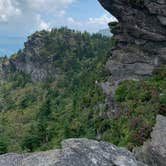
[134,115,166,166]
[8,32,61,82]
[0,138,145,166]
[98,0,166,86]
[97,0,166,113]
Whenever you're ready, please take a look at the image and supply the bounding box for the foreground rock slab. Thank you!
[0,138,145,166]
[135,115,166,166]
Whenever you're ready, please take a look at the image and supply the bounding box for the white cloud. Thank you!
[36,15,51,31]
[0,0,77,35]
[0,0,76,23]
[26,0,76,11]
[0,0,21,22]
[88,13,117,25]
[67,17,82,26]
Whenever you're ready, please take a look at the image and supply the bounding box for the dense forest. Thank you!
[0,28,165,154]
[0,28,113,153]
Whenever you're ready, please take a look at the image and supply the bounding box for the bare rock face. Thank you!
[98,0,166,112]
[0,139,145,166]
[98,0,166,84]
[134,115,166,166]
[9,32,61,82]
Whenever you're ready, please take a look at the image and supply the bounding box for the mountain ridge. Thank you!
[0,0,166,166]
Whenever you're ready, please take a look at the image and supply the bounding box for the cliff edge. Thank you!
[98,0,166,82]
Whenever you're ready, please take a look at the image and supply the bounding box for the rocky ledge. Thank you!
[98,0,166,112]
[98,0,166,88]
[0,138,145,166]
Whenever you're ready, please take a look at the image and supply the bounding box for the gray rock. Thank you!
[0,139,146,166]
[134,115,166,166]
[98,0,166,82]
[97,0,166,111]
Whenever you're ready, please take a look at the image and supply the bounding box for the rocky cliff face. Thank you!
[98,0,166,82]
[0,28,111,82]
[0,32,60,82]
[8,32,61,82]
[0,138,145,166]
[97,1,166,165]
[98,0,166,111]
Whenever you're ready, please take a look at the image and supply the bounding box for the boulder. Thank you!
[97,0,166,111]
[98,0,166,82]
[0,138,145,166]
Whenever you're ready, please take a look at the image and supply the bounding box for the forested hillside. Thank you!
[0,28,165,156]
[0,28,113,153]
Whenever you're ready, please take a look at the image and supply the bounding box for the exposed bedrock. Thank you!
[98,0,166,111]
[98,0,166,81]
[0,138,145,166]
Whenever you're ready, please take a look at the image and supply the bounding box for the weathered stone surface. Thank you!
[98,0,166,110]
[0,139,145,166]
[98,0,166,80]
[0,31,66,82]
[134,115,166,166]
[8,32,61,82]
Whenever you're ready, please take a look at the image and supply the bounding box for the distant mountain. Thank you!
[98,28,112,37]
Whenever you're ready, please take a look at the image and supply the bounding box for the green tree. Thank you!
[21,134,40,152]
[0,139,8,154]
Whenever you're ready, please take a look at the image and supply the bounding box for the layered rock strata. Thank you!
[98,0,166,111]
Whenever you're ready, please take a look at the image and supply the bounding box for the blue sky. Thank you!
[0,0,116,56]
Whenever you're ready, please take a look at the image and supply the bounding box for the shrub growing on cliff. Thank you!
[0,139,8,154]
[104,65,166,148]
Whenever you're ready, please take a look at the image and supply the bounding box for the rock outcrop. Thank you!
[134,115,166,166]
[0,138,145,166]
[98,0,166,112]
[9,32,61,82]
[98,0,166,86]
